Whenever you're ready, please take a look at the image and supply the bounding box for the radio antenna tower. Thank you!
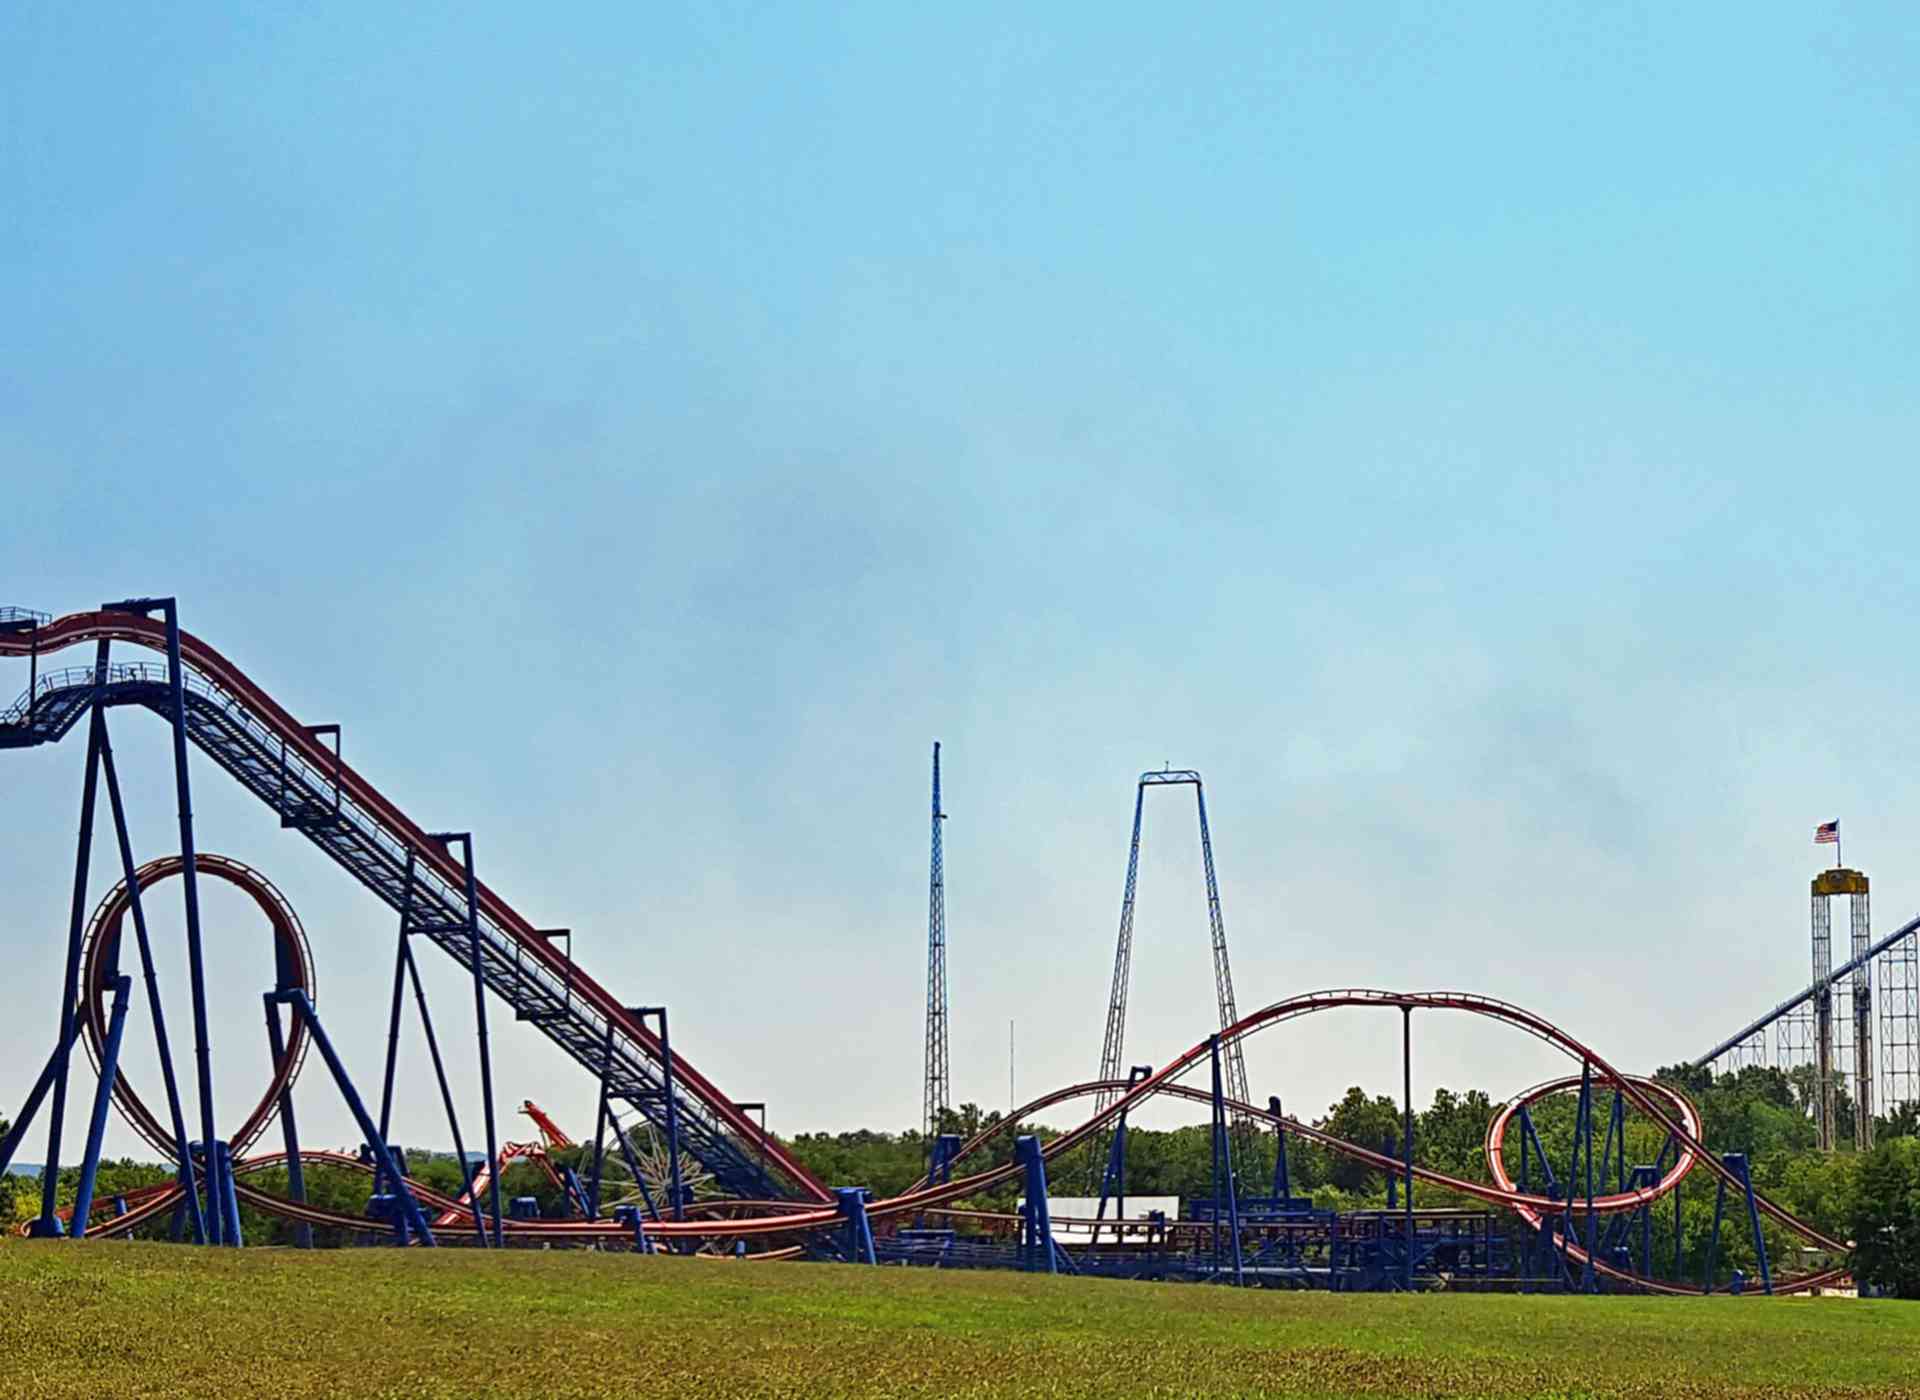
[1094,770,1253,1158]
[922,742,951,1153]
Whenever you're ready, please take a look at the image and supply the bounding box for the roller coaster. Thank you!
[0,599,1892,1293]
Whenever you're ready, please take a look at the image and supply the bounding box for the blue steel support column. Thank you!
[1673,1171,1683,1280]
[1015,1135,1057,1274]
[399,935,486,1246]
[1191,780,1252,1137]
[638,1006,685,1222]
[438,833,502,1248]
[373,854,416,1196]
[835,1187,877,1265]
[1210,1040,1224,1261]
[1093,1113,1128,1245]
[216,1140,243,1246]
[1703,1164,1730,1294]
[97,723,205,1244]
[1600,1090,1624,1193]
[1646,1134,1675,1280]
[1402,1006,1414,1292]
[1208,1035,1244,1285]
[262,996,311,1248]
[1520,1105,1564,1288]
[1637,1172,1651,1278]
[588,1024,614,1219]
[1517,1117,1532,1291]
[1580,1063,1597,1293]
[931,1133,960,1184]
[70,974,133,1237]
[1089,780,1149,1191]
[1560,1066,1590,1292]
[1269,1095,1291,1201]
[1731,1153,1773,1295]
[922,1133,958,1190]
[34,647,108,1237]
[1093,1065,1151,1243]
[0,1019,85,1178]
[271,989,435,1246]
[149,599,224,1245]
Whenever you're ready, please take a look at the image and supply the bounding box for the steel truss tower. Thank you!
[1095,770,1252,1135]
[1880,925,1920,1117]
[922,743,951,1149]
[1811,868,1872,1152]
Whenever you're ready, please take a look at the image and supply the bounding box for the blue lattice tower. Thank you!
[1093,770,1253,1174]
[922,743,951,1151]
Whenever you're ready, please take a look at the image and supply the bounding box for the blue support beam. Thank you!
[927,1133,962,1187]
[1094,1065,1151,1243]
[634,1006,685,1221]
[397,885,487,1244]
[267,988,435,1247]
[1015,1135,1058,1275]
[1401,1005,1414,1292]
[588,1023,615,1219]
[432,833,503,1247]
[33,648,109,1237]
[216,1140,243,1246]
[262,993,311,1248]
[1208,1035,1244,1286]
[1704,1152,1771,1295]
[1269,1095,1292,1202]
[118,600,226,1244]
[0,1017,85,1182]
[69,974,133,1238]
[835,1187,877,1265]
[96,717,205,1244]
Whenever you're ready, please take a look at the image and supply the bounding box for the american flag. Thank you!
[1815,820,1839,845]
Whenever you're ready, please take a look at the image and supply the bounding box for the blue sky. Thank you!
[2,4,1917,1159]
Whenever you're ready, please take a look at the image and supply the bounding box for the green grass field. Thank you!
[2,1244,1916,1399]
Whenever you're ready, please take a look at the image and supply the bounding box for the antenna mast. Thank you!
[923,743,951,1153]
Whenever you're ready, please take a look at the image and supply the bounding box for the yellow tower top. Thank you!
[1812,868,1869,897]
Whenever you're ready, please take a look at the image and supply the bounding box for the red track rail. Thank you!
[2,610,830,1203]
[49,988,1850,1296]
[3,615,1848,1290]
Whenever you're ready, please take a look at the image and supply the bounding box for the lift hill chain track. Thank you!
[0,608,826,1204]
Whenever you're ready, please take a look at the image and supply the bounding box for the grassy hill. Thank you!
[1,1243,1915,1398]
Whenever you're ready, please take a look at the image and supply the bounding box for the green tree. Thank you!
[1417,1087,1496,1179]
[1879,1100,1920,1141]
[1851,1137,1920,1297]
[1319,1087,1404,1194]
[0,1109,13,1224]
